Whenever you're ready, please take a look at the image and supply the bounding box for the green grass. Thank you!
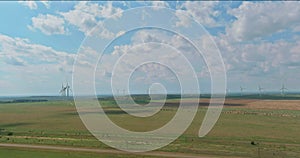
[0,147,157,158]
[0,98,300,157]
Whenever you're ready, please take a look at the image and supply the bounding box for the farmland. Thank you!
[1,95,300,157]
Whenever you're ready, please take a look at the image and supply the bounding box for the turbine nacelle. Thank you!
[59,82,72,97]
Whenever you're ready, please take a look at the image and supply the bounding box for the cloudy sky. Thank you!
[0,1,300,96]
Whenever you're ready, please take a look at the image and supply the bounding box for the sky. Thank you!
[0,1,300,96]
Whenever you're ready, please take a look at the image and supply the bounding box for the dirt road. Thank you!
[0,143,216,158]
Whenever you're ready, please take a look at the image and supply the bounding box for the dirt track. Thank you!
[0,143,237,158]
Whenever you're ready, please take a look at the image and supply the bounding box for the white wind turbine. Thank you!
[240,86,246,96]
[59,82,71,97]
[280,84,288,96]
[59,83,66,96]
[258,85,264,96]
[65,82,71,97]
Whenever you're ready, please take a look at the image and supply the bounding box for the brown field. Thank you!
[167,98,300,110]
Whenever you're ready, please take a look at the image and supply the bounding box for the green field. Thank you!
[1,97,300,157]
[0,147,158,158]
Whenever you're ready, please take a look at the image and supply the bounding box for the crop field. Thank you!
[1,96,300,157]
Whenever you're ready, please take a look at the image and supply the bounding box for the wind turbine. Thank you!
[65,82,71,97]
[226,88,229,96]
[258,85,264,96]
[280,84,288,96]
[240,86,245,96]
[59,82,71,97]
[59,83,66,96]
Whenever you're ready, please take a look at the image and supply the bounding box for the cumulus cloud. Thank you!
[0,34,74,68]
[10,1,300,93]
[175,1,221,27]
[151,1,169,10]
[227,1,300,41]
[5,56,26,66]
[213,34,300,78]
[175,10,191,27]
[0,34,76,95]
[90,29,208,92]
[204,31,300,91]
[60,2,123,38]
[28,14,66,35]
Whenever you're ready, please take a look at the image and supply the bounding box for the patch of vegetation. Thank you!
[7,132,13,136]
[0,147,158,158]
[1,98,300,157]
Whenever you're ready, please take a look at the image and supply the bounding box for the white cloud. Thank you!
[213,34,300,79]
[175,10,191,27]
[9,1,300,93]
[75,46,99,68]
[0,34,76,95]
[0,34,74,67]
[99,2,123,19]
[28,14,66,35]
[203,32,300,91]
[151,1,169,10]
[116,30,126,37]
[89,29,208,92]
[19,1,50,10]
[60,2,123,38]
[175,1,220,27]
[5,56,26,66]
[95,22,115,39]
[19,1,38,10]
[227,1,300,41]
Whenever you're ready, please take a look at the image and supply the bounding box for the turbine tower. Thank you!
[65,83,71,97]
[59,82,71,97]
[59,83,66,96]
[258,85,264,96]
[240,86,245,96]
[280,84,288,96]
[225,88,231,97]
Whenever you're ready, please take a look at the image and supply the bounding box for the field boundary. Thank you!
[0,143,238,158]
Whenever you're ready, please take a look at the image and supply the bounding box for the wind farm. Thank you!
[1,88,300,157]
[1,1,300,158]
[1,81,300,157]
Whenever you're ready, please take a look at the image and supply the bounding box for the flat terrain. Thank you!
[1,96,300,157]
[0,143,213,158]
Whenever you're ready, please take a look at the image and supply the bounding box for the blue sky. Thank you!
[0,1,300,96]
[0,1,82,53]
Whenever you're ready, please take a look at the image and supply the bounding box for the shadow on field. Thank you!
[63,100,247,116]
[0,122,33,128]
[64,110,128,116]
[64,109,153,116]
[163,102,246,107]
